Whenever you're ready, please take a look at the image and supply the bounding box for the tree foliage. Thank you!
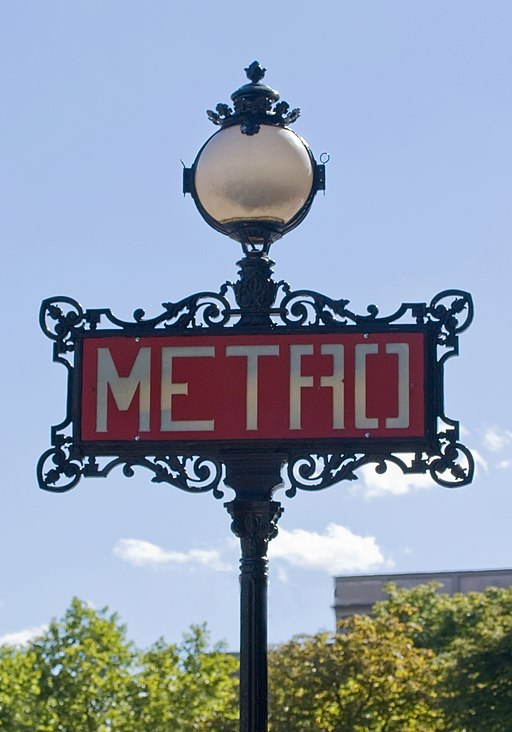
[1,587,512,730]
[31,597,134,731]
[375,583,512,731]
[130,625,238,731]
[269,583,512,731]
[0,644,40,731]
[268,613,444,731]
[0,599,238,731]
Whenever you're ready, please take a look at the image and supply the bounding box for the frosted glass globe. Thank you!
[194,124,314,230]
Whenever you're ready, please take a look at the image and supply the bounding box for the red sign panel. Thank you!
[79,331,426,445]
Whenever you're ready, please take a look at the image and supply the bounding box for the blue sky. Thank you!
[1,1,511,650]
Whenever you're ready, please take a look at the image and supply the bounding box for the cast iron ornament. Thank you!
[226,501,284,553]
[37,254,475,497]
[206,61,301,135]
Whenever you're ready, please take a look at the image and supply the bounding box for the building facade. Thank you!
[334,568,512,622]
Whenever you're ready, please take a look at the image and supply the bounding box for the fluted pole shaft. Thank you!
[226,499,284,732]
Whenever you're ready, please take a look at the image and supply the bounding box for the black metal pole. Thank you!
[222,251,285,731]
[224,454,284,732]
[226,499,283,732]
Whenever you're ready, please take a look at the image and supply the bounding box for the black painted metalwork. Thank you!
[38,251,474,496]
[226,499,284,732]
[206,61,301,135]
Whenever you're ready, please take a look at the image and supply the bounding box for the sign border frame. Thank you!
[72,323,437,457]
[37,279,474,496]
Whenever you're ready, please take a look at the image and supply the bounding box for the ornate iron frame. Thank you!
[37,253,474,498]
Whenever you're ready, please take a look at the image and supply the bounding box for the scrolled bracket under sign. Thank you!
[285,429,475,498]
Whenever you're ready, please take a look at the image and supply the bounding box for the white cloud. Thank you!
[269,523,391,575]
[497,459,512,470]
[0,624,47,647]
[472,449,488,473]
[483,427,512,452]
[357,461,434,498]
[480,427,512,469]
[113,538,232,572]
[275,566,289,584]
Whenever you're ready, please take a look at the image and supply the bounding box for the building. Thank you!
[334,568,512,622]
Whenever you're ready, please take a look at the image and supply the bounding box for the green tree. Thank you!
[375,583,512,731]
[0,598,238,731]
[31,597,134,731]
[7,587,511,731]
[0,644,41,731]
[131,624,238,731]
[444,607,512,731]
[269,612,444,731]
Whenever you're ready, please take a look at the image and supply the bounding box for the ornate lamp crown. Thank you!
[206,61,301,135]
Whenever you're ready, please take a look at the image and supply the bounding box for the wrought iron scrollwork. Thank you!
[40,297,85,362]
[286,422,474,495]
[124,455,224,498]
[277,287,432,329]
[39,448,224,498]
[37,438,84,493]
[37,445,82,493]
[279,286,352,327]
[428,430,475,487]
[286,453,363,496]
[86,292,232,332]
[39,255,474,496]
[427,290,474,352]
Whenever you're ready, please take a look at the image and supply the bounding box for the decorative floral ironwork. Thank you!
[38,252,474,496]
[427,290,474,352]
[86,292,232,332]
[39,297,86,364]
[230,253,280,327]
[427,426,475,487]
[225,500,284,552]
[206,61,300,135]
[285,409,474,494]
[37,438,84,493]
[286,428,474,495]
[38,446,225,498]
[278,286,427,328]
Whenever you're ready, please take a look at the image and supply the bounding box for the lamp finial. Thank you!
[244,61,266,84]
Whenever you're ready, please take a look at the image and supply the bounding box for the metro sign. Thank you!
[79,331,428,449]
[38,285,474,493]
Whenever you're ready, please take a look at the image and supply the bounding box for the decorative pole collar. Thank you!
[206,61,301,135]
